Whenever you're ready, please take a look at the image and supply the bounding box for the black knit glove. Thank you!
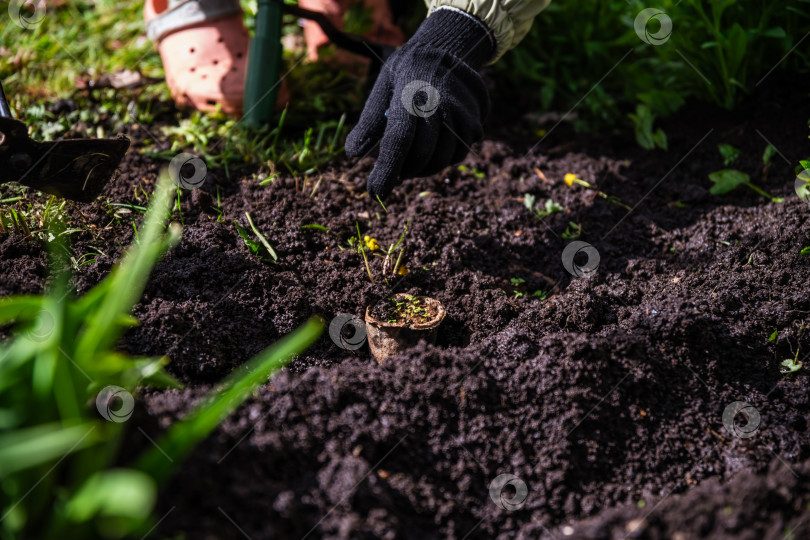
[345,8,495,199]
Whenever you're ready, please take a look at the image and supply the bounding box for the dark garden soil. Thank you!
[1,72,809,539]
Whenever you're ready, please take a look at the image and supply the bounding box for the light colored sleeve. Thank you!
[423,0,551,63]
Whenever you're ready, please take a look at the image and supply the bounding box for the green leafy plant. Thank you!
[0,174,323,539]
[718,143,741,166]
[708,169,784,202]
[780,349,803,374]
[493,0,809,146]
[562,221,582,239]
[628,104,668,150]
[507,277,548,301]
[532,290,549,300]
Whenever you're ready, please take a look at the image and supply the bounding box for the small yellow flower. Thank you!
[364,236,379,251]
[564,173,592,188]
[397,265,410,276]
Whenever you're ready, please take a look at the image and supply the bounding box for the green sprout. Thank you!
[458,165,485,179]
[532,290,548,300]
[718,143,741,166]
[234,213,278,263]
[780,349,803,374]
[524,194,563,220]
[708,170,784,203]
[562,221,582,239]
[356,222,375,284]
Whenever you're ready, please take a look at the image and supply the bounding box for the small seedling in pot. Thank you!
[780,348,803,374]
[708,169,784,203]
[374,294,438,325]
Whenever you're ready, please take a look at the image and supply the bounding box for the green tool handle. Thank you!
[243,0,283,127]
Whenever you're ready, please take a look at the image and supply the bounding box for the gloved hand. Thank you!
[345,8,496,199]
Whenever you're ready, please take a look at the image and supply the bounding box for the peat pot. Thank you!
[364,294,446,364]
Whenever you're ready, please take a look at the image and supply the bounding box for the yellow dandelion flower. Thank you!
[365,237,379,251]
[564,173,577,186]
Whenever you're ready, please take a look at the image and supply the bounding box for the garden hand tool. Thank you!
[243,0,397,127]
[0,81,130,203]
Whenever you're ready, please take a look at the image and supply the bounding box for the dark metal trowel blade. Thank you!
[0,117,130,203]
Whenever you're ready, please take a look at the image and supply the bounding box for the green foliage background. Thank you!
[493,0,810,143]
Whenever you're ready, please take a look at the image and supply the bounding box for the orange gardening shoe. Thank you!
[298,0,405,62]
[144,0,288,116]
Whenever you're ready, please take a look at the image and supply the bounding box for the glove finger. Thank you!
[419,117,458,177]
[399,114,442,179]
[345,74,392,158]
[366,106,418,199]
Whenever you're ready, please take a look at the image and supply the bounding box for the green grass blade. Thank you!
[0,422,100,477]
